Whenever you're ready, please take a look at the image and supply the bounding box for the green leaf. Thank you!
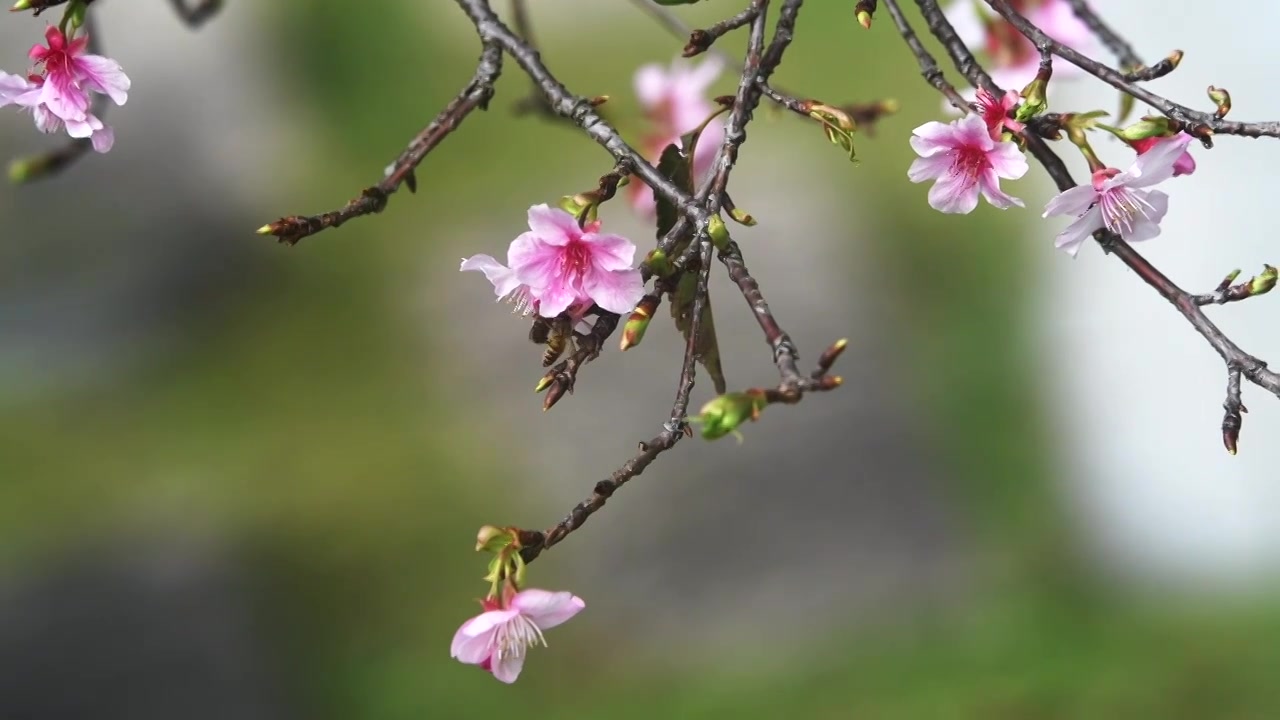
[670,271,727,395]
[654,143,690,242]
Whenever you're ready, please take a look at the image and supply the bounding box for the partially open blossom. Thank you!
[975,87,1024,139]
[1042,134,1191,256]
[1130,133,1197,177]
[946,0,1093,95]
[451,588,585,683]
[908,114,1028,214]
[0,27,129,152]
[629,57,724,215]
[462,204,645,318]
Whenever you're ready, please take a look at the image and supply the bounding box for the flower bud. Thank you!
[707,214,731,252]
[476,525,516,553]
[620,294,661,351]
[1117,115,1176,142]
[854,1,877,29]
[696,390,767,440]
[1015,65,1051,123]
[534,370,556,394]
[10,0,32,11]
[543,378,569,411]
[645,248,672,278]
[1249,264,1277,296]
[728,207,757,226]
[1207,85,1231,120]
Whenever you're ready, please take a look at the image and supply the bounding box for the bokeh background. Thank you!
[2,1,1280,718]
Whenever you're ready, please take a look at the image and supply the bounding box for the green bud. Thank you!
[10,0,32,10]
[69,0,87,29]
[1207,85,1231,120]
[1117,115,1176,141]
[728,207,757,226]
[475,525,516,553]
[557,193,592,220]
[620,294,660,351]
[707,214,730,252]
[644,248,671,278]
[1250,265,1277,296]
[696,391,767,440]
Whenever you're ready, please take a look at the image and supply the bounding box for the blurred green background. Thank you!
[1,1,1279,718]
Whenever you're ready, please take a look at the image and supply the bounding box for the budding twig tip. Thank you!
[255,224,275,235]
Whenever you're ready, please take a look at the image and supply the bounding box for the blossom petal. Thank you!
[76,54,130,106]
[953,114,995,151]
[508,232,561,289]
[1054,205,1103,257]
[986,141,1028,179]
[526,204,578,246]
[634,63,670,109]
[943,0,985,49]
[531,280,579,319]
[1042,184,1097,218]
[978,169,1024,209]
[927,172,981,214]
[1126,134,1189,188]
[1126,189,1168,242]
[582,231,636,272]
[461,253,523,299]
[450,609,514,663]
[909,122,959,157]
[511,589,586,630]
[907,153,952,183]
[489,652,526,684]
[1173,148,1196,177]
[583,268,645,315]
[0,71,37,106]
[685,56,724,95]
[89,122,114,153]
[32,104,60,134]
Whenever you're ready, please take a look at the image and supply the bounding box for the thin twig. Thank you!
[882,0,969,112]
[1062,0,1141,70]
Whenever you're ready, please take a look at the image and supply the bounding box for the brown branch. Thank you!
[257,43,503,244]
[1062,0,1141,71]
[908,0,1280,454]
[684,4,761,57]
[984,0,1280,140]
[882,0,969,112]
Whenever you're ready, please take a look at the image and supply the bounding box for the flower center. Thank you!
[560,240,591,287]
[948,145,988,184]
[492,614,547,662]
[1098,186,1156,237]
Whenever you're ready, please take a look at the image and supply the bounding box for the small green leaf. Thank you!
[654,142,690,242]
[671,271,727,394]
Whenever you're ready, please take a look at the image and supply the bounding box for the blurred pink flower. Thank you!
[451,589,585,684]
[1130,133,1197,177]
[0,26,129,152]
[946,0,1094,92]
[908,114,1028,214]
[1042,134,1189,256]
[629,56,725,216]
[462,205,645,318]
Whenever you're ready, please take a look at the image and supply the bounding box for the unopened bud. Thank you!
[806,102,857,161]
[1015,63,1051,123]
[1117,115,1176,142]
[728,207,757,226]
[816,338,849,374]
[707,214,731,251]
[534,370,556,394]
[620,294,661,351]
[9,0,31,10]
[645,248,671,278]
[696,390,767,440]
[69,1,86,28]
[557,193,593,220]
[1249,264,1277,296]
[543,378,569,411]
[854,1,876,29]
[1207,85,1231,120]
[475,525,516,553]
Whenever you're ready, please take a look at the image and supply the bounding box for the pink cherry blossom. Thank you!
[629,57,725,216]
[1130,133,1197,177]
[451,588,585,683]
[1042,134,1190,256]
[975,87,1024,140]
[462,205,645,318]
[0,27,129,152]
[946,0,1094,92]
[908,114,1029,214]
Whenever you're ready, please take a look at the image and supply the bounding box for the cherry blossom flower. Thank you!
[462,204,645,318]
[0,27,129,152]
[908,114,1028,214]
[629,56,725,215]
[1130,133,1197,177]
[451,588,585,683]
[1042,134,1191,256]
[975,87,1024,139]
[946,0,1093,94]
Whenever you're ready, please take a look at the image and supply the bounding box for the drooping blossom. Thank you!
[975,87,1024,139]
[629,56,725,215]
[0,26,129,152]
[908,114,1029,214]
[945,0,1093,97]
[461,204,645,319]
[1042,134,1191,256]
[1129,133,1197,177]
[450,588,585,684]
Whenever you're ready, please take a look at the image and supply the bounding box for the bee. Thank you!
[541,316,573,367]
[529,316,552,345]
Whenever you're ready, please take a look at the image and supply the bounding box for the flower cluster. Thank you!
[945,0,1095,93]
[0,26,129,153]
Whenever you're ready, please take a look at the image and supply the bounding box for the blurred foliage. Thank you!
[1,2,1278,719]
